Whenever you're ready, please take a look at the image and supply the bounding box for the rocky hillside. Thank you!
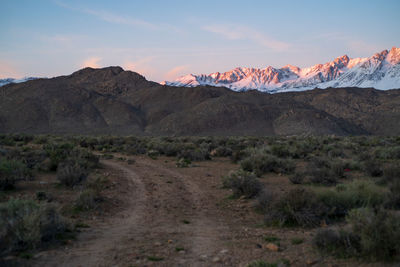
[1,67,399,136]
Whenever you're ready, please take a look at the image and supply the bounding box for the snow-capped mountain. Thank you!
[0,77,38,87]
[163,47,400,93]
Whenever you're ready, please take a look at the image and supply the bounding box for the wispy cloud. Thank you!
[202,24,290,51]
[164,65,190,81]
[315,32,383,55]
[81,57,102,68]
[41,34,88,48]
[83,9,157,30]
[54,0,174,31]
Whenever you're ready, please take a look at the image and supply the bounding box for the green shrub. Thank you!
[289,172,305,184]
[382,164,400,184]
[308,167,338,185]
[56,161,88,187]
[74,189,100,211]
[44,143,74,171]
[178,148,210,161]
[230,150,249,163]
[0,159,31,190]
[147,149,159,159]
[291,237,304,245]
[264,188,325,227]
[69,149,99,169]
[314,180,387,219]
[346,208,400,261]
[0,199,67,253]
[256,190,273,213]
[212,146,233,157]
[374,146,400,159]
[385,180,400,209]
[176,158,191,168]
[247,259,290,267]
[363,158,383,177]
[305,158,347,185]
[316,208,400,261]
[270,143,292,158]
[308,156,331,169]
[223,170,263,198]
[313,228,360,258]
[240,151,295,177]
[330,160,345,178]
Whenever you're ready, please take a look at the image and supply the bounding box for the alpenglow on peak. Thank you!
[162,47,400,93]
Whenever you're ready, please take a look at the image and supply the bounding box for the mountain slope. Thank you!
[163,47,400,93]
[1,67,400,136]
[0,77,39,87]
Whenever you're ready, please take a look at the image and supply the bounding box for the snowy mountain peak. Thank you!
[387,47,400,64]
[163,47,400,93]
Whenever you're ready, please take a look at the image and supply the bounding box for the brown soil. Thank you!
[24,155,388,267]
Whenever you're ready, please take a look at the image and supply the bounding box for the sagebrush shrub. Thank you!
[74,189,99,211]
[0,199,67,253]
[308,167,338,185]
[346,208,400,261]
[223,170,263,198]
[289,172,305,184]
[316,208,400,260]
[57,161,87,187]
[176,158,191,168]
[363,158,383,177]
[0,159,31,190]
[313,228,360,258]
[240,150,295,177]
[315,180,387,219]
[264,188,326,227]
[382,164,400,184]
[178,148,210,161]
[212,146,233,157]
[385,180,400,209]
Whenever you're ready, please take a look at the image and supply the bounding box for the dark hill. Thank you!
[0,67,399,135]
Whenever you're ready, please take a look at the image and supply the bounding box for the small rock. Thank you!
[199,254,208,261]
[219,249,229,254]
[212,256,221,263]
[154,242,161,246]
[306,259,319,265]
[179,250,186,254]
[264,243,279,252]
[3,255,16,261]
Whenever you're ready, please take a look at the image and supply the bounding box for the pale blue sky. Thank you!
[1,0,399,81]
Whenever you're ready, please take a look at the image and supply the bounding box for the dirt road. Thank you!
[33,156,250,266]
[32,156,346,267]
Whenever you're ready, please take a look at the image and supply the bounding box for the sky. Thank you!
[1,0,399,82]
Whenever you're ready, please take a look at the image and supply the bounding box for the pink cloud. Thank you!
[164,65,190,81]
[123,57,157,79]
[0,61,22,78]
[81,57,102,68]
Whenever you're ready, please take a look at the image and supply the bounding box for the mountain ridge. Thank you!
[1,66,400,136]
[0,77,39,87]
[163,47,400,93]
